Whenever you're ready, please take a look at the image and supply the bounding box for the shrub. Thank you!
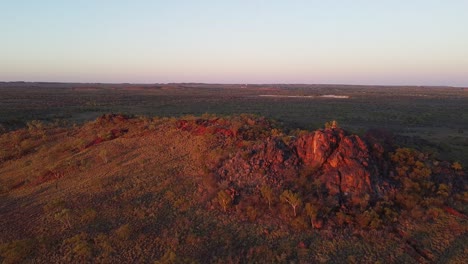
[55,208,73,230]
[217,190,233,212]
[335,211,352,226]
[280,190,302,217]
[63,233,93,260]
[0,239,35,264]
[290,216,308,230]
[115,224,132,240]
[305,202,318,228]
[80,208,97,225]
[246,206,258,221]
[452,162,462,171]
[324,120,339,129]
[94,233,114,258]
[155,249,177,264]
[260,185,274,210]
[355,209,384,229]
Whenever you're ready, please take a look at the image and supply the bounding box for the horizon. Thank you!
[1,80,467,89]
[2,1,468,86]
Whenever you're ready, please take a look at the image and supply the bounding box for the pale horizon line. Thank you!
[1,80,466,89]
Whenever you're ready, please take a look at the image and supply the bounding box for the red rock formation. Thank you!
[296,129,341,168]
[212,125,388,207]
[295,128,378,206]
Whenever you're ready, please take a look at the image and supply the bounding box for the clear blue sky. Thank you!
[1,0,467,86]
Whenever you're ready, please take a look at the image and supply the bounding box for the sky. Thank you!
[1,0,468,86]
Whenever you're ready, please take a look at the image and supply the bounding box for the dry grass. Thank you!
[0,114,466,263]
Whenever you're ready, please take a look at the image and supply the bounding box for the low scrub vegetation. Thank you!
[0,114,466,263]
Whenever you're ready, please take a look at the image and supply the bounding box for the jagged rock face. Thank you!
[216,127,386,207]
[320,135,372,199]
[295,128,379,206]
[296,130,342,168]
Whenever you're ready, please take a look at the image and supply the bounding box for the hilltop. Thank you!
[0,114,466,263]
[2,83,468,168]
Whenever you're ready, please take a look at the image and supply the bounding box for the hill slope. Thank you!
[0,114,466,263]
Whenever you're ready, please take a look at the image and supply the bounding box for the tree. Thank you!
[280,190,301,217]
[260,185,274,210]
[325,120,339,129]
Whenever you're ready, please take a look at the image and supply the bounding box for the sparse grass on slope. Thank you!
[0,114,466,263]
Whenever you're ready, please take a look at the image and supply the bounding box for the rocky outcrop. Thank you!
[295,129,376,205]
[217,127,389,207]
[175,117,398,207]
[295,129,343,169]
[217,138,299,191]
